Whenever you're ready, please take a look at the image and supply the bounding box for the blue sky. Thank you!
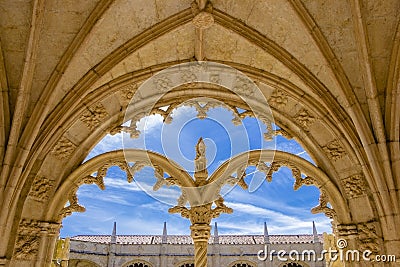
[60,105,332,237]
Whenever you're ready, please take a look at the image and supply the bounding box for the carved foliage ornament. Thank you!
[341,174,366,198]
[269,89,289,109]
[336,221,380,253]
[51,136,76,160]
[322,140,347,161]
[29,176,54,201]
[294,108,316,130]
[80,103,108,130]
[14,219,60,260]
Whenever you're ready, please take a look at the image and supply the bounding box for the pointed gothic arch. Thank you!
[1,1,398,265]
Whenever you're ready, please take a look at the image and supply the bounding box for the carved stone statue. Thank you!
[194,138,208,185]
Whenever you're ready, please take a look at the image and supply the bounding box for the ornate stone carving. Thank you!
[191,0,214,29]
[194,137,208,186]
[169,196,232,225]
[269,89,288,109]
[51,136,76,160]
[154,75,172,92]
[311,189,336,219]
[120,83,138,103]
[341,174,366,198]
[192,12,214,29]
[181,70,198,83]
[322,140,346,161]
[58,190,86,220]
[336,223,358,238]
[80,103,108,130]
[14,219,60,259]
[294,108,316,130]
[233,76,254,96]
[28,176,54,201]
[357,222,379,253]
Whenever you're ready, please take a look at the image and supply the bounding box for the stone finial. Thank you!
[264,222,270,244]
[162,222,168,244]
[313,221,319,243]
[111,222,117,244]
[213,222,219,244]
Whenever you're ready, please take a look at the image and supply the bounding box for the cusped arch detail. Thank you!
[46,149,350,224]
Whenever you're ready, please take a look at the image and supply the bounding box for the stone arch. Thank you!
[2,5,385,265]
[10,68,382,265]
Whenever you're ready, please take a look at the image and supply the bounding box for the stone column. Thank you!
[190,223,211,267]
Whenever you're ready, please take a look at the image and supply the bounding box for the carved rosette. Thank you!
[341,174,366,198]
[80,103,109,130]
[51,136,76,160]
[13,219,60,260]
[322,140,347,161]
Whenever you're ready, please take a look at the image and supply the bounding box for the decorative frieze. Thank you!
[51,136,76,160]
[28,176,54,201]
[341,174,366,198]
[80,103,108,130]
[322,140,346,161]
